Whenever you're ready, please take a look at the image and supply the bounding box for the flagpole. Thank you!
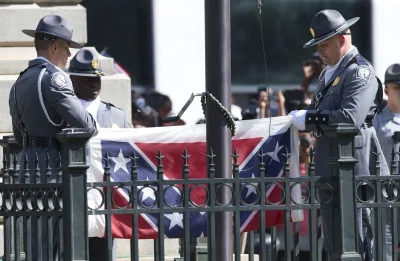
[204,0,233,260]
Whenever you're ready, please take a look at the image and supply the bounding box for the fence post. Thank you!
[325,123,361,261]
[0,136,24,261]
[56,128,93,261]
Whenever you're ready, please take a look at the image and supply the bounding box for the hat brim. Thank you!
[303,17,360,48]
[63,69,105,77]
[384,80,400,85]
[22,29,83,48]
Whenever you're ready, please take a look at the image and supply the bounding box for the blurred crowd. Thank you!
[130,53,326,174]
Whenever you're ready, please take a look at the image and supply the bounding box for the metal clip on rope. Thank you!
[161,92,236,137]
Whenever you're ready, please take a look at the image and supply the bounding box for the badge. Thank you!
[310,28,315,38]
[51,72,68,89]
[92,59,99,69]
[333,77,340,87]
[356,66,371,79]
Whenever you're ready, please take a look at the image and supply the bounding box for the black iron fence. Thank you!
[0,124,399,261]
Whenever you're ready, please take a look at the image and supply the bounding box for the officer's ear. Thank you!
[51,40,58,54]
[338,35,345,47]
[384,86,389,96]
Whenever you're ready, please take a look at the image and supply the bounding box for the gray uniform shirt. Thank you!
[9,58,97,145]
[97,101,131,128]
[373,106,400,172]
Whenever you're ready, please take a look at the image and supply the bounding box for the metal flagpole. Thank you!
[204,0,233,260]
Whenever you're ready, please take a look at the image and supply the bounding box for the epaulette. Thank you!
[43,63,58,74]
[346,54,375,71]
[102,101,124,111]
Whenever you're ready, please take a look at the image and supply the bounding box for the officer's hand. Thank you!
[290,110,307,131]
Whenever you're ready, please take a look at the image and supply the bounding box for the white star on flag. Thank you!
[138,177,156,203]
[245,173,259,198]
[266,142,283,163]
[111,149,130,173]
[165,212,184,230]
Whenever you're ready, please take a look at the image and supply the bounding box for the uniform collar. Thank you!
[339,46,359,68]
[28,57,48,67]
[29,56,64,71]
[326,45,356,71]
[381,106,400,123]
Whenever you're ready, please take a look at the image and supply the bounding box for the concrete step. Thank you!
[0,4,86,47]
[115,238,180,257]
[0,47,116,75]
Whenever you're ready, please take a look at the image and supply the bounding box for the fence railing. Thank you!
[0,124,399,261]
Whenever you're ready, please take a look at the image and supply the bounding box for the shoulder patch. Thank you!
[51,72,68,89]
[356,65,371,79]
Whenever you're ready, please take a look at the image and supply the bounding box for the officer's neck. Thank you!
[388,100,400,114]
[36,52,62,68]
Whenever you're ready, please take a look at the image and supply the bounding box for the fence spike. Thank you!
[258,147,265,164]
[2,152,7,170]
[182,149,190,166]
[105,151,110,168]
[45,151,50,170]
[34,152,39,170]
[12,153,17,170]
[24,153,29,182]
[130,151,138,180]
[309,146,315,163]
[207,148,216,165]
[232,148,239,165]
[156,150,164,166]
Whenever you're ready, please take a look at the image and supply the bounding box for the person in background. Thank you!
[283,53,325,113]
[242,86,285,119]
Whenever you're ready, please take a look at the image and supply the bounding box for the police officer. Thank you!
[65,48,132,261]
[374,64,400,168]
[373,64,400,260]
[289,10,389,260]
[66,48,132,129]
[8,15,97,261]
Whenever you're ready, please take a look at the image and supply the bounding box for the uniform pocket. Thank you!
[354,135,364,149]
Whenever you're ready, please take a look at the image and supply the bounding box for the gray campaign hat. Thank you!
[304,10,359,48]
[64,48,105,77]
[22,15,82,48]
[384,64,400,85]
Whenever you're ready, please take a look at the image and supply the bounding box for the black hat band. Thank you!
[69,68,104,76]
[313,21,346,41]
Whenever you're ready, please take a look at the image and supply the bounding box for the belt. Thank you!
[26,136,60,148]
[312,119,373,138]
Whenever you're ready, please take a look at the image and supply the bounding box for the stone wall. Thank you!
[0,0,131,167]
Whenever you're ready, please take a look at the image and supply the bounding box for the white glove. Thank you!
[291,110,307,131]
[288,110,298,116]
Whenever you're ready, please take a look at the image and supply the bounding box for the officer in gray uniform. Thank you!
[373,63,400,260]
[65,48,131,128]
[65,48,131,261]
[8,15,97,261]
[374,64,400,168]
[290,10,389,261]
